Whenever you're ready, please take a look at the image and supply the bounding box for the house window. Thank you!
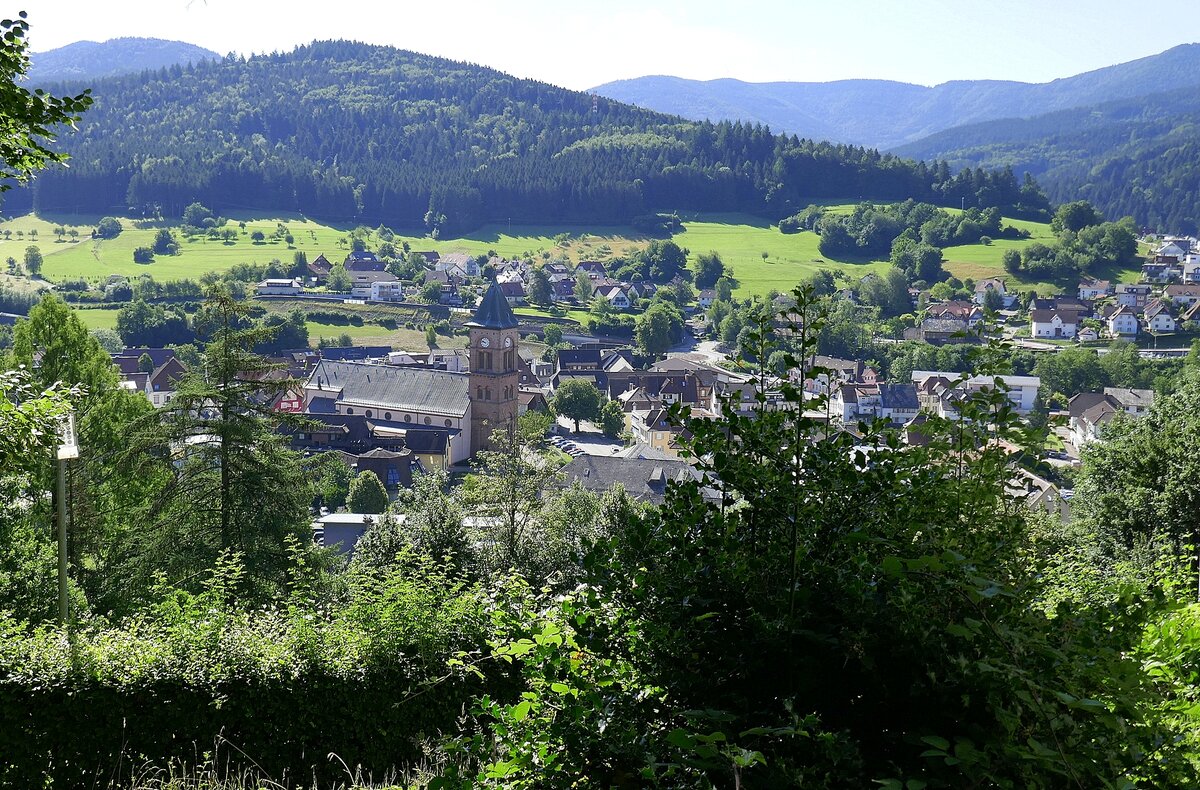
[387,467,401,487]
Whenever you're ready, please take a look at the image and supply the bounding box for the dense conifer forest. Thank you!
[895,85,1200,233]
[2,41,1047,233]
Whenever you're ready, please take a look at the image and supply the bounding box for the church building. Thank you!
[300,281,520,465]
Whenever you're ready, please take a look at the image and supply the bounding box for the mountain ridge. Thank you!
[26,37,221,85]
[590,43,1200,149]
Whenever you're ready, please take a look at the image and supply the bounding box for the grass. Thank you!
[3,206,1130,303]
[675,213,891,297]
[304,320,465,350]
[72,306,121,331]
[512,306,590,324]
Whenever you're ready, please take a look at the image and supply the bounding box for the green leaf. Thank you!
[920,735,950,751]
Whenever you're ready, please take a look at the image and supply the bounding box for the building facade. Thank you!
[468,282,521,455]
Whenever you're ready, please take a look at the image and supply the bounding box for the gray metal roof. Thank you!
[307,360,470,417]
[467,281,518,330]
[560,455,711,504]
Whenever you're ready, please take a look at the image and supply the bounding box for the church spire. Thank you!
[467,280,518,330]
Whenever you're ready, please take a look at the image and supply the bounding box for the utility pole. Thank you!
[55,412,78,624]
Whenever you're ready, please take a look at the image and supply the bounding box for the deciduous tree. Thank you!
[552,379,603,432]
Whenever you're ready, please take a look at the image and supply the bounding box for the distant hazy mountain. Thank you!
[591,44,1200,150]
[26,37,220,85]
[893,86,1200,233]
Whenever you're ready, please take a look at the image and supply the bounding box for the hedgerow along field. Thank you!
[0,207,1091,300]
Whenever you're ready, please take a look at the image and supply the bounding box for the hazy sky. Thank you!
[14,0,1200,90]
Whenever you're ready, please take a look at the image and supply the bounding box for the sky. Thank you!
[13,0,1200,91]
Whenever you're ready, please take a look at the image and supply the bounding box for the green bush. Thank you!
[0,556,494,788]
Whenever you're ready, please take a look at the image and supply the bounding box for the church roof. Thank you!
[467,281,518,330]
[306,360,470,417]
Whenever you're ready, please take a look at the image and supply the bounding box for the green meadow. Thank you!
[71,307,121,331]
[0,206,1121,302]
[304,320,465,350]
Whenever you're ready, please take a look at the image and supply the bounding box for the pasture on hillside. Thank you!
[0,207,1107,301]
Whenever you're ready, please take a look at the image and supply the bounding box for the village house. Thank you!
[1163,284,1200,307]
[910,370,1040,415]
[1182,259,1200,284]
[1183,300,1200,325]
[370,280,404,301]
[974,278,1015,308]
[1104,304,1140,337]
[1032,296,1092,316]
[627,281,657,300]
[905,317,973,345]
[1030,308,1080,339]
[629,406,684,457]
[926,300,983,326]
[307,254,332,283]
[343,251,385,272]
[1155,241,1188,263]
[801,355,880,395]
[256,278,304,296]
[559,455,712,504]
[436,253,477,278]
[1077,278,1112,300]
[577,261,607,278]
[1140,262,1180,283]
[1115,283,1152,308]
[595,284,632,310]
[498,280,526,305]
[111,348,188,408]
[349,271,401,299]
[1068,391,1138,448]
[1143,298,1177,333]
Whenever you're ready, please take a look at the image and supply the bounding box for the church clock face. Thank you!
[480,337,491,348]
[503,337,513,348]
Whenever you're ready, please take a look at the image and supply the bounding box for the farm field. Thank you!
[0,207,1126,301]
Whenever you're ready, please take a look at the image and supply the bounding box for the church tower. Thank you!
[468,281,521,455]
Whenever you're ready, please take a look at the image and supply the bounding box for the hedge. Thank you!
[0,564,497,787]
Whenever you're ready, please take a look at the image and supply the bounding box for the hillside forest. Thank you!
[3,41,1048,234]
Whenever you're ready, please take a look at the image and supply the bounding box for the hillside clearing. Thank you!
[0,208,1123,301]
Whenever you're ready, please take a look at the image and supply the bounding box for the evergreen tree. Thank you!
[347,471,389,514]
[118,285,312,601]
